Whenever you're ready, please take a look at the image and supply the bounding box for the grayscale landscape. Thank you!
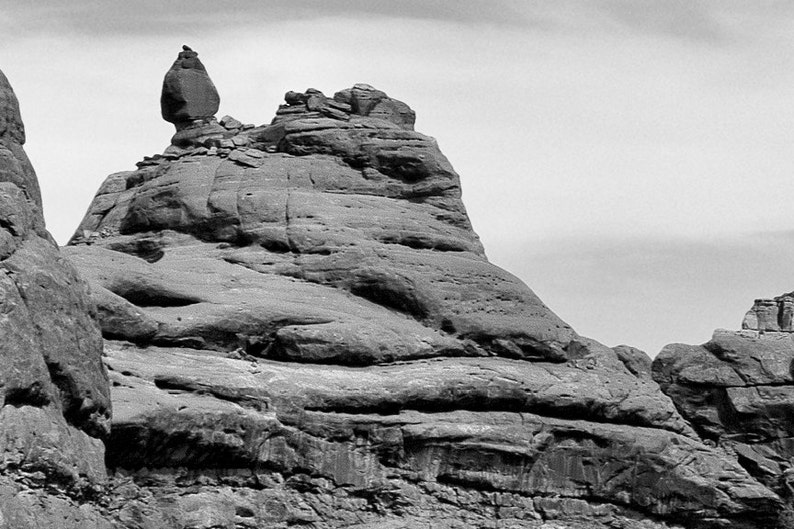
[1,2,794,528]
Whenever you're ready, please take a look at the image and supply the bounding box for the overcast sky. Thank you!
[2,0,794,356]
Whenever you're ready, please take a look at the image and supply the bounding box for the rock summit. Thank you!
[2,47,793,527]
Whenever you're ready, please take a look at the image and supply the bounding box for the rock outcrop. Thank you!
[742,294,794,332]
[655,295,794,516]
[60,48,786,528]
[0,70,111,527]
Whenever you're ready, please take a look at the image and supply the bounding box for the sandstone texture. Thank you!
[0,70,111,527]
[161,46,220,129]
[655,297,794,514]
[742,294,794,332]
[60,53,787,528]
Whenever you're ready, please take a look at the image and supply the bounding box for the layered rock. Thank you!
[64,50,787,528]
[655,295,794,517]
[742,294,794,332]
[0,70,111,527]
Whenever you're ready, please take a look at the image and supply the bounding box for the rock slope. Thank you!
[0,70,111,527]
[60,48,785,528]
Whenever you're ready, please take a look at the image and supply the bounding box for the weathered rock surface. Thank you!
[655,323,794,512]
[0,70,111,526]
[63,54,787,527]
[72,85,582,363]
[161,45,220,129]
[742,294,794,332]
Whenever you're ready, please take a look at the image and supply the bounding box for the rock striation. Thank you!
[0,70,111,527]
[59,48,787,528]
[655,294,794,517]
[742,294,794,332]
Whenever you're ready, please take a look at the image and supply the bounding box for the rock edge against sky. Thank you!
[1,46,793,528]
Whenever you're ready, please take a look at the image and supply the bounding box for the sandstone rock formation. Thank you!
[161,45,220,129]
[742,294,794,332]
[0,70,111,527]
[655,295,794,515]
[58,48,787,527]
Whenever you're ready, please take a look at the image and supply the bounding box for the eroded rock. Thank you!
[64,79,787,527]
[0,69,110,527]
[160,45,220,129]
[654,326,794,508]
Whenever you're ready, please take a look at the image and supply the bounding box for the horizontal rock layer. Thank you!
[743,293,794,332]
[64,86,786,527]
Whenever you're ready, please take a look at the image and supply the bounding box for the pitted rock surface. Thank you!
[64,82,787,527]
[0,70,111,527]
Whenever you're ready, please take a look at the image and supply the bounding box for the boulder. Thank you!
[160,45,220,128]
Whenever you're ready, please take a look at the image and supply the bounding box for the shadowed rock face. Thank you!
[160,45,220,129]
[655,298,794,511]
[0,70,111,527]
[63,57,787,527]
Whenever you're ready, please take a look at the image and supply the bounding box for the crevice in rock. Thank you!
[45,360,87,433]
[376,235,468,253]
[114,288,201,308]
[300,398,667,432]
[3,382,50,408]
[152,375,270,411]
[0,217,18,236]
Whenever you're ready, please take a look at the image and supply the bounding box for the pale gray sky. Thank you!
[2,1,794,355]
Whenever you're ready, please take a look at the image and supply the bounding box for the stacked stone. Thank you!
[743,294,794,332]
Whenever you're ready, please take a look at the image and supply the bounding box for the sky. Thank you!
[2,0,794,356]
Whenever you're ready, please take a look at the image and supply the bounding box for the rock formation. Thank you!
[742,294,794,332]
[0,70,111,527]
[161,45,220,129]
[56,48,788,527]
[655,293,794,518]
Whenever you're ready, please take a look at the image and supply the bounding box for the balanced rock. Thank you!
[160,45,220,128]
[0,70,111,527]
[66,80,785,527]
